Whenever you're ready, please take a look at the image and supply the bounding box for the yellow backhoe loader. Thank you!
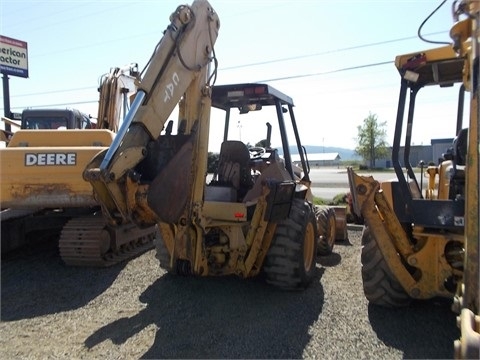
[83,0,341,289]
[347,1,479,357]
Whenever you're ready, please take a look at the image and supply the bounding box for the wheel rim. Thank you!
[304,222,315,271]
[328,215,336,247]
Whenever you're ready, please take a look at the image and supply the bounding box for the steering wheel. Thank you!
[249,147,266,159]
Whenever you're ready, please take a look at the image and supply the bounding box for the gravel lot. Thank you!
[1,228,459,359]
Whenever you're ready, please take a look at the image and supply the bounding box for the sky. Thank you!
[0,0,467,151]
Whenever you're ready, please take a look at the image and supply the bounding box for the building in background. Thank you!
[291,152,341,167]
[376,137,454,168]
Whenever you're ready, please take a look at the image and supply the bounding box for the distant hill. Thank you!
[280,145,359,161]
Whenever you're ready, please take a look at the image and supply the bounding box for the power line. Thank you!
[12,86,96,98]
[32,31,156,58]
[9,27,446,100]
[2,19,447,107]
[8,59,394,109]
[3,1,447,91]
[9,58,393,100]
[0,59,402,110]
[256,60,393,83]
[6,65,459,111]
[1,3,455,114]
[5,3,135,35]
[222,31,446,71]
[3,100,98,112]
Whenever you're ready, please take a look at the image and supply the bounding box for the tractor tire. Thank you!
[263,199,318,290]
[315,206,336,255]
[361,226,411,307]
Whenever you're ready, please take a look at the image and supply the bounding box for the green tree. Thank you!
[355,113,389,168]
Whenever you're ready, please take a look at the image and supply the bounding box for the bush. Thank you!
[313,193,348,206]
[313,197,327,205]
[331,193,348,205]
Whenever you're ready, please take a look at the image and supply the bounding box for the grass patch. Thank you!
[313,192,348,206]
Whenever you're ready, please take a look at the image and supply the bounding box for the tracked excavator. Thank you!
[347,0,479,357]
[83,0,339,289]
[1,63,157,266]
[1,108,93,147]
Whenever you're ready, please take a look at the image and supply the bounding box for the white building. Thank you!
[291,152,341,167]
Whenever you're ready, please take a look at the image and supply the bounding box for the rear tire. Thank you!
[263,199,318,290]
[316,206,336,255]
[361,226,411,307]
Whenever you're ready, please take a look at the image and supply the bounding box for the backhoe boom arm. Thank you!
[84,0,220,224]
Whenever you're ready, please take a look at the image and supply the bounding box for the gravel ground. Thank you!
[1,228,459,359]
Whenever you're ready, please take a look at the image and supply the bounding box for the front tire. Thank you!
[361,226,411,307]
[263,199,318,290]
[316,206,336,255]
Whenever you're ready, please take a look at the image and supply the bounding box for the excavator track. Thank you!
[59,216,156,267]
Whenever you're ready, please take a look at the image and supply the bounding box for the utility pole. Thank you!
[370,124,375,168]
[2,73,12,132]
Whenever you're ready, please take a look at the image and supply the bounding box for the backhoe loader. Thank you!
[1,63,157,266]
[347,1,479,357]
[83,0,338,289]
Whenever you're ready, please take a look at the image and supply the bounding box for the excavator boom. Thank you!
[97,63,140,132]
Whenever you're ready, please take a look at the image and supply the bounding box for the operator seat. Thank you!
[453,128,468,167]
[214,140,253,201]
[449,128,468,200]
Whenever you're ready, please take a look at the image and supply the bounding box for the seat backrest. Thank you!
[453,128,468,166]
[216,140,253,194]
